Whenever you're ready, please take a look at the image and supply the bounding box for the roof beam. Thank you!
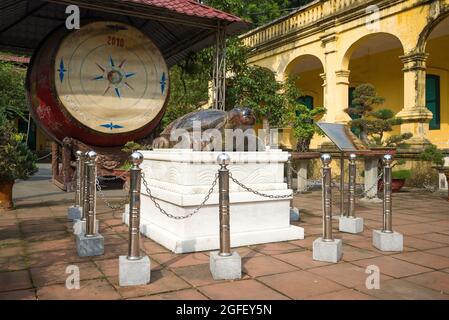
[0,2,48,35]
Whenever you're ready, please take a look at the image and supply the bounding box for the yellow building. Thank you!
[240,0,449,151]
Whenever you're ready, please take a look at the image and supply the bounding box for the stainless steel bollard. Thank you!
[321,154,333,241]
[85,151,97,237]
[340,153,345,217]
[286,158,293,190]
[127,152,144,260]
[82,151,90,221]
[74,150,84,208]
[382,154,393,233]
[347,153,357,218]
[217,153,231,257]
[286,157,293,208]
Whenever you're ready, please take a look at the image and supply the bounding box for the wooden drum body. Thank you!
[27,21,169,147]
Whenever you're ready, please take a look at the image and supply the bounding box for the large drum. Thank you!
[27,21,169,147]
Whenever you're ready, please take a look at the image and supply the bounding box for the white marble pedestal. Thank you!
[126,149,304,253]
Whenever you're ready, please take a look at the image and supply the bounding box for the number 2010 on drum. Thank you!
[107,36,125,48]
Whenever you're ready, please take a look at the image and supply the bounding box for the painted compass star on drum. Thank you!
[92,56,136,98]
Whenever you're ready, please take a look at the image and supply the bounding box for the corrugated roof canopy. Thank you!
[0,0,249,67]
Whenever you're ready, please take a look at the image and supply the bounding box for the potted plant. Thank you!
[377,168,411,192]
[391,169,412,192]
[0,115,38,210]
[420,144,445,168]
[421,144,448,199]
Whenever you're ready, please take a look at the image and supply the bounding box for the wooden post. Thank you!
[51,142,59,182]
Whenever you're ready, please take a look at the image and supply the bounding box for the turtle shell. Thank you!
[162,109,226,134]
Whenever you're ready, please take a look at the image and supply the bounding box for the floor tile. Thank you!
[198,279,289,300]
[351,256,433,278]
[258,270,345,299]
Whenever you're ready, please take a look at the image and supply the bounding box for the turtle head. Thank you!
[227,106,256,128]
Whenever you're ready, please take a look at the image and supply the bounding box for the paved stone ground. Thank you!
[1,165,449,300]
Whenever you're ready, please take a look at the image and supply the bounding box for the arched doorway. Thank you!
[342,33,405,140]
[419,14,449,148]
[284,54,325,110]
[283,54,324,149]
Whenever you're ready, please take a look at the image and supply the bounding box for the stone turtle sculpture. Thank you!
[152,107,264,151]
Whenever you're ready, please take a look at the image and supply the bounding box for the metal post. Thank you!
[74,151,83,208]
[348,153,357,218]
[321,154,333,241]
[217,153,231,256]
[85,151,97,237]
[213,22,226,111]
[340,152,345,217]
[286,157,293,207]
[382,154,393,233]
[127,152,143,260]
[82,152,89,221]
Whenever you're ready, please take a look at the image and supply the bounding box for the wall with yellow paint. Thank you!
[426,34,449,149]
[278,33,449,151]
[242,0,449,152]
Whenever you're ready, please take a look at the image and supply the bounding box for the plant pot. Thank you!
[0,180,14,210]
[378,178,406,193]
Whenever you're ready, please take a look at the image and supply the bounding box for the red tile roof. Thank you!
[0,55,30,64]
[125,0,243,22]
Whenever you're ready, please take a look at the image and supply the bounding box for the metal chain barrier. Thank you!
[95,178,128,210]
[289,161,383,198]
[356,171,383,199]
[36,152,52,161]
[289,164,346,192]
[98,171,130,181]
[141,172,218,220]
[229,172,293,199]
[288,165,321,192]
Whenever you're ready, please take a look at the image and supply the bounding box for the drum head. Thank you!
[54,21,169,135]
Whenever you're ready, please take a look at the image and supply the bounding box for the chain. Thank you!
[36,152,52,161]
[288,165,322,192]
[356,171,384,199]
[98,171,130,181]
[290,162,383,198]
[229,172,293,199]
[141,172,218,220]
[422,173,437,192]
[95,178,128,210]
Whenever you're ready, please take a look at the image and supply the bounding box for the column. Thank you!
[320,32,351,124]
[335,69,351,123]
[396,52,433,149]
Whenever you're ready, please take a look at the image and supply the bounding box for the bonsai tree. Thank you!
[118,141,144,170]
[121,141,143,154]
[419,144,445,167]
[347,84,412,147]
[0,114,38,209]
